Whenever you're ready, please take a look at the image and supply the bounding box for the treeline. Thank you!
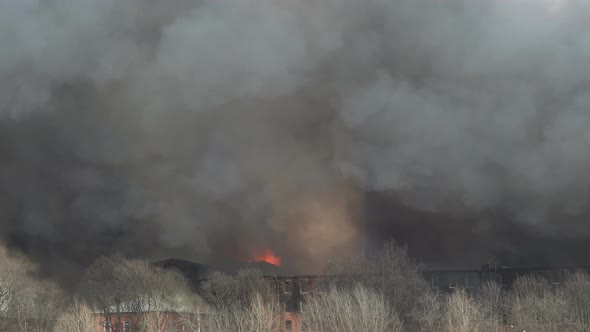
[199,243,590,332]
[1,244,589,332]
[0,254,201,331]
[0,256,66,331]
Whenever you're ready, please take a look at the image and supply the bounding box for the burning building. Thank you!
[0,0,589,303]
[153,255,590,332]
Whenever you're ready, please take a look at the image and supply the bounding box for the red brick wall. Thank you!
[281,311,305,332]
[92,311,189,332]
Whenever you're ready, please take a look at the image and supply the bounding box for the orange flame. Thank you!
[250,248,282,266]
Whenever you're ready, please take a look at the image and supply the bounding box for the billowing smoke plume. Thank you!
[1,0,590,280]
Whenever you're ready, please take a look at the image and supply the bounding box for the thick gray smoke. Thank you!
[1,0,590,280]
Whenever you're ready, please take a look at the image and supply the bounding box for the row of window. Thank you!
[104,321,186,332]
[284,319,308,332]
[280,279,312,294]
[104,321,130,332]
[428,270,590,290]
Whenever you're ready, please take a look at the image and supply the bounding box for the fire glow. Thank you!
[249,248,282,266]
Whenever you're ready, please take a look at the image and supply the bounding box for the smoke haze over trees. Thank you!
[0,242,588,331]
[1,0,590,279]
[307,242,590,332]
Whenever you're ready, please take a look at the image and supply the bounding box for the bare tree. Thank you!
[200,271,241,311]
[200,268,274,311]
[413,290,446,331]
[443,289,486,332]
[414,282,504,332]
[243,292,280,332]
[79,255,127,330]
[416,275,590,332]
[178,294,210,332]
[199,269,279,332]
[477,281,504,331]
[0,258,66,332]
[20,279,68,332]
[0,261,30,331]
[53,299,96,332]
[302,283,402,332]
[562,273,590,331]
[141,311,176,332]
[324,241,428,324]
[114,258,192,312]
[507,275,570,332]
[202,291,280,332]
[80,255,195,331]
[201,304,242,332]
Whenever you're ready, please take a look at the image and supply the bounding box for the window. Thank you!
[104,321,111,332]
[285,320,292,332]
[534,273,546,285]
[448,273,459,289]
[465,273,479,290]
[552,271,561,286]
[284,300,297,313]
[124,321,131,332]
[429,274,440,291]
[299,279,309,294]
[281,280,293,294]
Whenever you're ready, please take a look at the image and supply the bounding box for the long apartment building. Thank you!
[153,259,590,332]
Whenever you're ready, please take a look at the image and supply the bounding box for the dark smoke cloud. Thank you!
[1,0,590,281]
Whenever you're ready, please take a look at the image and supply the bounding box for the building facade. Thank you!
[93,311,203,332]
[269,266,590,332]
[422,265,590,292]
